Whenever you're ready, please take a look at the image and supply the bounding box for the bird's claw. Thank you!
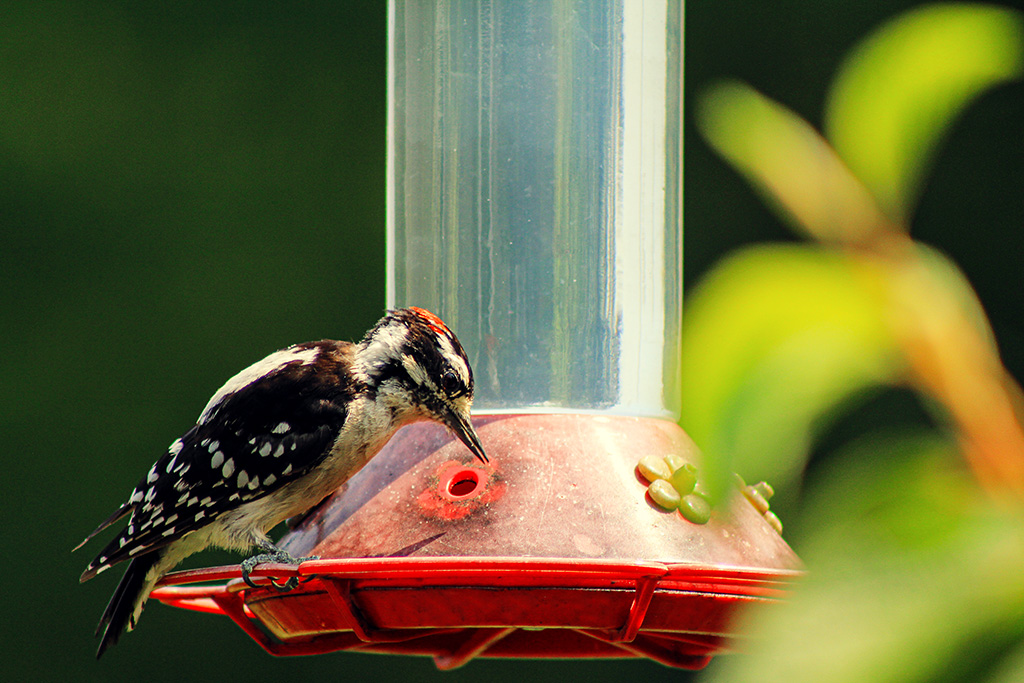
[240,551,319,591]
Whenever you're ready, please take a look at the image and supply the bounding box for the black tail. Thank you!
[95,552,161,659]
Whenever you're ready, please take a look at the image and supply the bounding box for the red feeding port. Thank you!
[151,414,802,670]
[442,467,483,499]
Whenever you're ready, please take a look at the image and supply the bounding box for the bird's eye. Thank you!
[440,369,462,396]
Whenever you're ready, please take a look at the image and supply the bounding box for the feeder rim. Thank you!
[153,555,803,595]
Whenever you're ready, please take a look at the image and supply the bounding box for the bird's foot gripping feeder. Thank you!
[151,414,802,670]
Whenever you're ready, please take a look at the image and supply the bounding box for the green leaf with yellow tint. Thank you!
[679,246,903,500]
[825,4,1024,221]
[697,81,893,244]
[707,431,1024,683]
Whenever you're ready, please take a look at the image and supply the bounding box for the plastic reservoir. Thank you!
[387,0,683,419]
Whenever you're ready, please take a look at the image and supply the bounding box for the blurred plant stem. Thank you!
[873,234,1024,500]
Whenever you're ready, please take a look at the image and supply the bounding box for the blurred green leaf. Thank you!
[825,3,1024,221]
[706,431,1024,683]
[697,81,893,244]
[679,245,903,499]
[989,638,1024,683]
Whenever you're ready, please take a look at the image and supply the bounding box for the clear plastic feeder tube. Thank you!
[388,0,683,419]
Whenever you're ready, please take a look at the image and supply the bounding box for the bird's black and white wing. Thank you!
[79,340,356,581]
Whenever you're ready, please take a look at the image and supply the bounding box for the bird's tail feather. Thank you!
[95,552,161,659]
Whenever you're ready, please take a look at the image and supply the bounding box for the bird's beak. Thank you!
[446,410,488,463]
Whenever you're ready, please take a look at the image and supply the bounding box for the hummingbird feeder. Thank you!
[150,0,801,670]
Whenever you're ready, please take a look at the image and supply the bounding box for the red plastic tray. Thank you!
[152,556,800,669]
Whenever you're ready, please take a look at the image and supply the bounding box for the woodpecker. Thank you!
[76,307,487,658]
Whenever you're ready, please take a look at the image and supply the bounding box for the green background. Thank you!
[2,2,1021,681]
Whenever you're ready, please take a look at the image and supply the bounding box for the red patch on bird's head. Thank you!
[409,306,453,339]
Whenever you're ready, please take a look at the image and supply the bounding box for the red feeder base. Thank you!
[151,415,802,669]
[153,557,798,669]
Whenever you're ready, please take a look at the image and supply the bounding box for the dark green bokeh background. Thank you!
[2,2,1021,681]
